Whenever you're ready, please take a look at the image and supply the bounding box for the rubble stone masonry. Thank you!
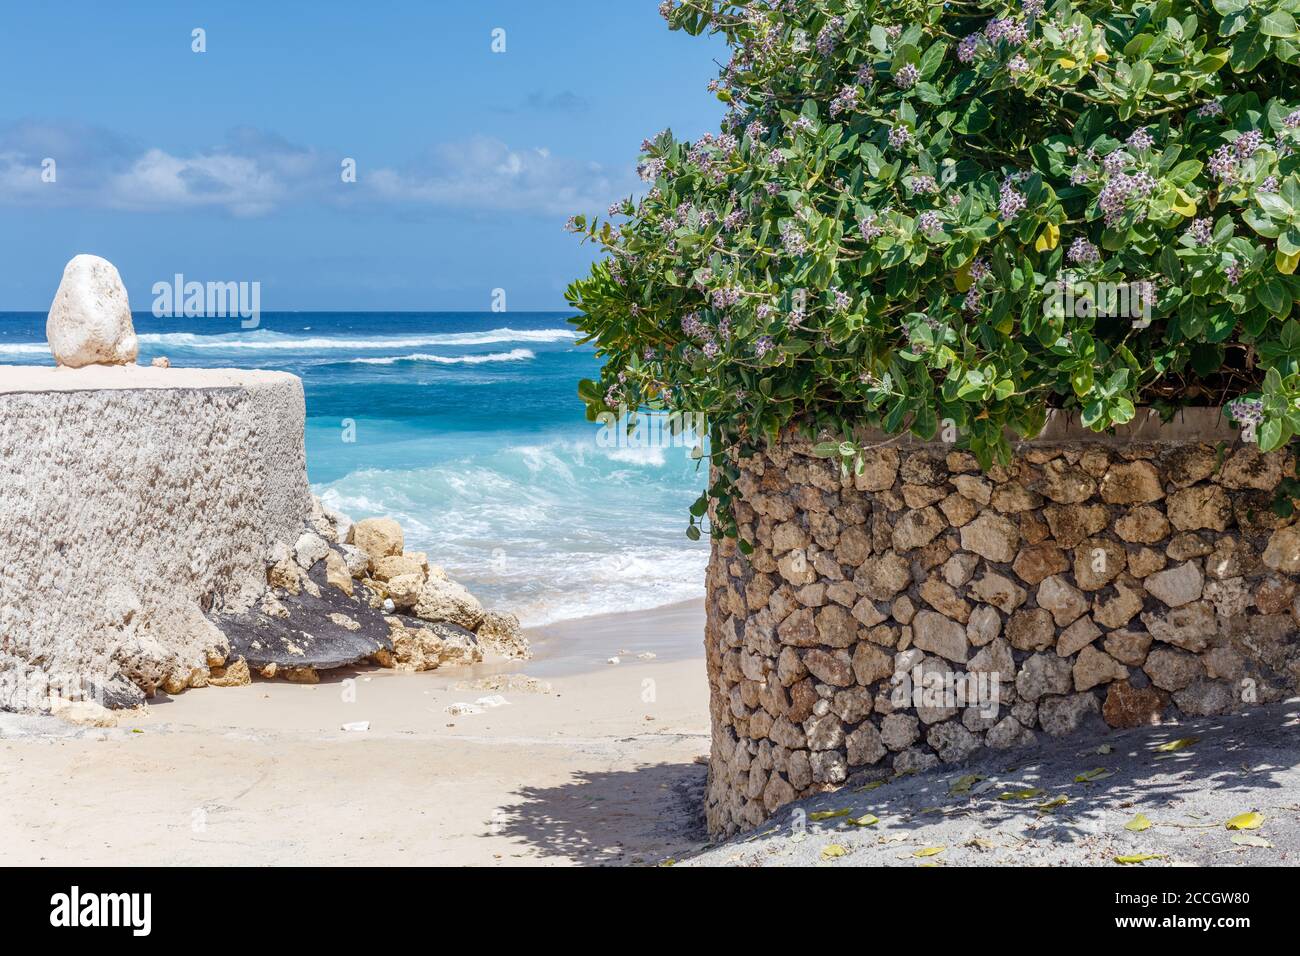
[703,410,1300,836]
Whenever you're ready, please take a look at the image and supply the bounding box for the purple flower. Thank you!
[1196,101,1224,119]
[816,17,844,56]
[894,64,920,89]
[858,213,883,243]
[963,287,983,312]
[1007,55,1029,75]
[1127,127,1154,151]
[1208,144,1238,183]
[912,174,938,194]
[1226,260,1244,286]
[1067,237,1100,265]
[1228,397,1263,425]
[1022,0,1045,16]
[754,336,775,358]
[917,211,942,235]
[1285,109,1300,130]
[1262,176,1279,193]
[998,180,1026,220]
[832,288,852,312]
[781,223,808,256]
[1236,129,1264,160]
[792,116,816,135]
[856,64,875,85]
[969,257,992,281]
[830,85,864,117]
[1188,217,1213,246]
[888,125,912,149]
[957,32,984,64]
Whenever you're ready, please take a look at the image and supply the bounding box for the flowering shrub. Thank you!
[566,0,1300,540]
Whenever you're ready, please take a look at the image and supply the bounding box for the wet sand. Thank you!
[0,601,710,866]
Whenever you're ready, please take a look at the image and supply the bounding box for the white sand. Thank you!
[0,602,709,866]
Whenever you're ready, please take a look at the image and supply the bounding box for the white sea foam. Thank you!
[348,348,535,365]
[130,327,576,351]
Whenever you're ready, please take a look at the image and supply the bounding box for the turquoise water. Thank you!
[0,312,709,625]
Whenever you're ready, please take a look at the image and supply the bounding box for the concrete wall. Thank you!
[0,366,311,710]
[704,414,1300,836]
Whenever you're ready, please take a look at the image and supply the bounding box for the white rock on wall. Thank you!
[46,254,139,368]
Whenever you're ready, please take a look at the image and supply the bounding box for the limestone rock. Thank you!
[960,513,1020,563]
[880,712,921,751]
[1141,601,1216,652]
[1006,607,1055,652]
[852,642,893,686]
[846,722,887,766]
[413,577,485,630]
[1037,692,1102,737]
[1072,645,1128,691]
[966,604,1002,647]
[1217,445,1284,491]
[1037,459,1096,503]
[346,518,404,567]
[854,446,899,491]
[1012,544,1069,585]
[1093,578,1145,629]
[45,254,139,367]
[1102,629,1152,666]
[892,506,946,551]
[1056,615,1101,657]
[1036,575,1088,627]
[1016,652,1073,701]
[1262,524,1300,573]
[803,648,854,686]
[1173,679,1235,717]
[476,610,531,659]
[911,610,969,663]
[1166,485,1233,532]
[371,554,427,582]
[986,715,1036,749]
[1102,680,1168,728]
[1144,561,1204,608]
[970,571,1026,613]
[1143,646,1203,692]
[1099,461,1164,504]
[857,552,913,600]
[1114,505,1171,544]
[927,721,981,763]
[1073,537,1126,590]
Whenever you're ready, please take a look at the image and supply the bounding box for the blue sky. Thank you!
[0,1,727,310]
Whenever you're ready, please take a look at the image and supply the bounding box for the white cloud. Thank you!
[0,122,633,220]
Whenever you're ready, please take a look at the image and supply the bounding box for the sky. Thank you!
[0,1,728,311]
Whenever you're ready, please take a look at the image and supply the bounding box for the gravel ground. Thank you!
[683,699,1300,867]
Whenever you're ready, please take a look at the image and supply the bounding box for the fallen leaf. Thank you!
[1125,813,1153,832]
[847,813,879,827]
[1037,795,1069,812]
[949,773,984,794]
[821,844,848,860]
[1225,811,1263,831]
[1114,853,1163,865]
[998,787,1045,801]
[854,780,888,792]
[1230,834,1273,848]
[1155,737,1200,753]
[913,846,945,858]
[1075,767,1115,783]
[809,808,852,822]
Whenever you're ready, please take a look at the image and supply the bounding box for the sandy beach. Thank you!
[0,601,710,867]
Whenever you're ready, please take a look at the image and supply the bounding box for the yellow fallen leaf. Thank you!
[998,787,1045,801]
[809,808,852,822]
[913,846,946,858]
[1125,813,1153,832]
[1038,795,1069,812]
[821,843,848,860]
[855,780,888,792]
[659,858,676,867]
[1225,811,1263,831]
[1155,737,1199,752]
[1114,853,1163,865]
[1075,767,1115,783]
[1231,834,1273,848]
[847,813,879,827]
[949,773,984,794]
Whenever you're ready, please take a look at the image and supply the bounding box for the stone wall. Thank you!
[0,365,312,711]
[703,410,1300,836]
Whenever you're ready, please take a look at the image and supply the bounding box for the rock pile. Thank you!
[704,430,1300,836]
[197,498,529,688]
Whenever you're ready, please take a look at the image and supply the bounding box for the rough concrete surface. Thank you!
[0,366,311,708]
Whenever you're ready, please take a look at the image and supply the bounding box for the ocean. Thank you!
[0,311,709,626]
